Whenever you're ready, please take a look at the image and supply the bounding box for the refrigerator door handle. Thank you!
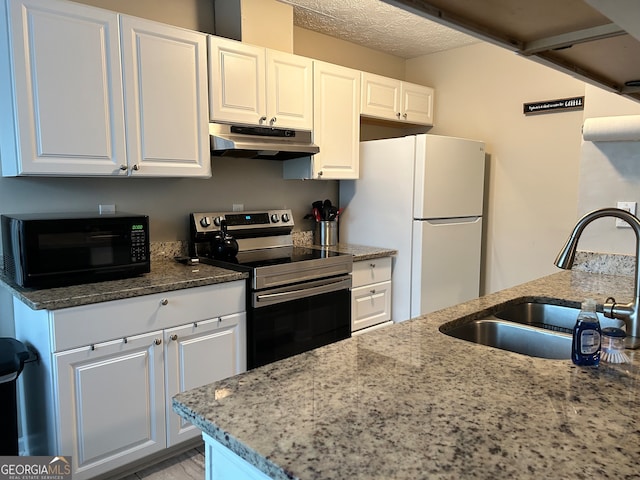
[417,216,482,225]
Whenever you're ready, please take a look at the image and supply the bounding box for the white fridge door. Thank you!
[410,217,482,316]
[414,135,485,219]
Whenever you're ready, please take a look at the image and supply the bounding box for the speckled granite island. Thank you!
[173,270,640,480]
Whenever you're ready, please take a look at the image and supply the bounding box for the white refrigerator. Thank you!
[340,134,486,322]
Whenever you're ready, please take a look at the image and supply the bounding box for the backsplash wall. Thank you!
[0,156,338,250]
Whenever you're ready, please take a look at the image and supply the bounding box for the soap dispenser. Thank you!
[571,298,601,366]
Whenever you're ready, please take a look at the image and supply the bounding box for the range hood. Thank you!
[209,123,319,160]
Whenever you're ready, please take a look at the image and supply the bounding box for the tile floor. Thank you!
[122,446,205,480]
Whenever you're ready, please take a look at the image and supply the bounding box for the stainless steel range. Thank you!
[189,209,352,369]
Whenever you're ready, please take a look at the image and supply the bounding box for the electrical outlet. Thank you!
[99,204,116,215]
[616,201,636,228]
[232,204,244,212]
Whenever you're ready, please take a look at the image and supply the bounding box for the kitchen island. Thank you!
[173,269,640,480]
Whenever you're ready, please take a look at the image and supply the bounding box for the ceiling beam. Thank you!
[521,23,625,55]
[381,0,523,51]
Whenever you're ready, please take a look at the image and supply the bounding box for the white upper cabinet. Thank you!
[120,16,211,177]
[283,60,359,180]
[361,72,434,126]
[312,61,360,179]
[0,0,211,177]
[0,0,126,176]
[208,36,313,130]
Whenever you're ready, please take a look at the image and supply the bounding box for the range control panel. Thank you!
[191,209,294,234]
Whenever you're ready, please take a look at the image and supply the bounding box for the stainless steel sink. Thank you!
[441,318,572,359]
[440,301,626,359]
[493,302,625,332]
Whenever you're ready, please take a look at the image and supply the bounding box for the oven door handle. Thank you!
[255,277,351,306]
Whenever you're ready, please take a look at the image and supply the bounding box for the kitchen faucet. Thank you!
[555,207,640,349]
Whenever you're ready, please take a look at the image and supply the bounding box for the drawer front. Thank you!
[351,280,391,332]
[51,281,246,352]
[352,256,392,288]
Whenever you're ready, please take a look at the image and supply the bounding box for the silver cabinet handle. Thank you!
[154,338,162,345]
[170,334,178,341]
[160,298,168,306]
[119,165,128,171]
[259,116,267,123]
[132,164,140,171]
[270,117,277,125]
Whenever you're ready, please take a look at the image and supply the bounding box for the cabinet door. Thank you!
[312,61,360,179]
[5,0,126,176]
[208,36,266,126]
[401,82,434,126]
[360,72,400,121]
[54,331,166,480]
[120,16,211,177]
[266,50,313,130]
[164,313,246,446]
[351,281,392,332]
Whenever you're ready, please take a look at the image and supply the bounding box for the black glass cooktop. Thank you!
[199,246,348,270]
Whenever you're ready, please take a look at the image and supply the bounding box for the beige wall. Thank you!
[575,85,640,254]
[74,0,215,33]
[406,43,586,294]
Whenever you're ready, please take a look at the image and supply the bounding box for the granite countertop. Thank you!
[173,270,640,480]
[0,243,394,311]
[0,257,248,310]
[313,242,397,261]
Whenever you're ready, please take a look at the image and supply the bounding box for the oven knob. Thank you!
[200,216,211,227]
[282,213,290,223]
[213,216,222,227]
[271,214,280,223]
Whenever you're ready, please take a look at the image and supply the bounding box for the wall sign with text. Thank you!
[523,96,584,115]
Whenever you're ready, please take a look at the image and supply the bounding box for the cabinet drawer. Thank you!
[351,280,391,332]
[352,257,392,288]
[51,281,245,352]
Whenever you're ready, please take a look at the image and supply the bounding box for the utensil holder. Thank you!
[315,221,337,246]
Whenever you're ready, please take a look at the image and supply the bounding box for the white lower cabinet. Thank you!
[351,257,392,332]
[14,281,246,480]
[54,331,167,478]
[164,313,245,446]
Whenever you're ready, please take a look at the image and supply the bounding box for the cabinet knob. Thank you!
[396,112,401,118]
[123,337,128,344]
[132,164,140,171]
[193,322,198,328]
[119,165,128,171]
[259,116,267,123]
[90,344,96,351]
[160,298,169,306]
[402,113,408,119]
[270,117,277,125]
[154,338,162,345]
[370,289,376,294]
[370,263,376,268]
[170,334,178,341]
[318,170,323,177]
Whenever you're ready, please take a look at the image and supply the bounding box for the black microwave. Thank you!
[1,212,150,288]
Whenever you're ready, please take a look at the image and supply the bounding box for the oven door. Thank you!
[248,276,351,369]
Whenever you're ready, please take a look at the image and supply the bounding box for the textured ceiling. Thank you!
[277,0,479,58]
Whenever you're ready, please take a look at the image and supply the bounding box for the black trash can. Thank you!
[0,338,32,455]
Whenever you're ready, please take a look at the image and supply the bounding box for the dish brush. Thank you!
[601,348,630,364]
